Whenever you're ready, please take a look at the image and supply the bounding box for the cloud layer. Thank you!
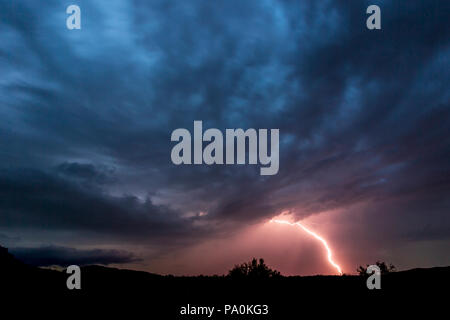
[10,246,139,267]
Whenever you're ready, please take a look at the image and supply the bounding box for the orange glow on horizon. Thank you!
[270,219,343,275]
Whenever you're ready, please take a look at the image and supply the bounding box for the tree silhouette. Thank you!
[228,258,281,279]
[357,261,396,276]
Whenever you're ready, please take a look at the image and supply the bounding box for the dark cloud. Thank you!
[0,234,21,248]
[0,167,210,243]
[0,0,449,272]
[10,246,139,267]
[56,162,116,184]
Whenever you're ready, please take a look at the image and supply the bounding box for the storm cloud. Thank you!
[10,245,139,267]
[0,0,449,274]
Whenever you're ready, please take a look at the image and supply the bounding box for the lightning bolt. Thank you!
[270,219,343,275]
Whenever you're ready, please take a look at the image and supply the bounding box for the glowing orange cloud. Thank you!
[270,219,343,275]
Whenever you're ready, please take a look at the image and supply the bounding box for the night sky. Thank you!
[0,0,449,275]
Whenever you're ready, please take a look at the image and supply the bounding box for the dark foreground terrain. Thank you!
[1,245,447,318]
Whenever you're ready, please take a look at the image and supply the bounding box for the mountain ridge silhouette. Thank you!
[1,245,447,317]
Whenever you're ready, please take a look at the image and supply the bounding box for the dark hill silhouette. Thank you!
[1,245,447,317]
